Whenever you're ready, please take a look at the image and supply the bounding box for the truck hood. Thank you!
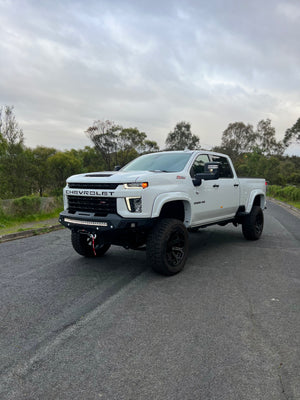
[67,170,170,184]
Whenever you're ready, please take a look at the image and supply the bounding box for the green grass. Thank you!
[286,201,300,210]
[269,197,300,210]
[267,185,300,201]
[0,195,63,231]
[267,185,300,209]
[0,207,63,230]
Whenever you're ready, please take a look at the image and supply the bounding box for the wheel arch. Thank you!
[245,190,266,213]
[151,193,192,226]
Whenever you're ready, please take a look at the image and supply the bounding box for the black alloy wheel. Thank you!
[147,218,189,276]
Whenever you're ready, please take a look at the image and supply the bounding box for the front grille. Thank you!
[68,182,120,190]
[67,196,117,216]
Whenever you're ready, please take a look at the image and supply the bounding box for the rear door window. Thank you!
[210,155,234,178]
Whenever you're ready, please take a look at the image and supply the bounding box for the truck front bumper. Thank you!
[59,210,154,233]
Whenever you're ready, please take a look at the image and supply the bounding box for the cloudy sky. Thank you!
[0,0,300,154]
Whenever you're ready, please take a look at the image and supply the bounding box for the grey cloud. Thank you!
[0,0,299,154]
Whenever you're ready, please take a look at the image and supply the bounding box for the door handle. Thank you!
[213,184,219,188]
[234,184,239,187]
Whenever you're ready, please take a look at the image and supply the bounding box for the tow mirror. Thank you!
[193,162,220,186]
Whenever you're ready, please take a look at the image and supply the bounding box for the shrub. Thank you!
[11,196,41,217]
[268,185,300,202]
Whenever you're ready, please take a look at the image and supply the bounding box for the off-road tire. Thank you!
[242,206,264,240]
[71,231,111,257]
[147,218,188,276]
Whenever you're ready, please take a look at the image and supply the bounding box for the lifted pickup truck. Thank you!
[59,151,266,275]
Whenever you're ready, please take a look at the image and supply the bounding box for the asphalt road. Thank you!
[0,201,299,400]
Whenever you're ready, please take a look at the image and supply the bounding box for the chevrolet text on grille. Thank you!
[66,190,114,196]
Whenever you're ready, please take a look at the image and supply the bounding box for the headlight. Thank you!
[125,197,142,213]
[124,182,148,189]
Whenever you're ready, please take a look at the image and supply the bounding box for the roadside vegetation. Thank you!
[0,105,299,220]
[267,185,300,209]
[0,195,63,230]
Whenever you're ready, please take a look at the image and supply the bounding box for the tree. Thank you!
[256,119,284,156]
[30,146,57,196]
[85,120,159,169]
[78,146,105,172]
[0,106,29,199]
[0,131,6,162]
[119,128,147,152]
[217,122,257,162]
[117,128,159,166]
[283,117,300,147]
[165,122,200,151]
[0,120,6,157]
[47,152,82,192]
[0,105,24,146]
[117,128,146,166]
[118,128,159,160]
[85,120,122,170]
[143,140,160,154]
[215,119,285,163]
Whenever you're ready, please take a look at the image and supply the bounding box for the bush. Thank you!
[11,196,41,217]
[0,196,63,229]
[268,185,300,202]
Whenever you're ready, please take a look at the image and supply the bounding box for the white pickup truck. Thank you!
[59,150,266,275]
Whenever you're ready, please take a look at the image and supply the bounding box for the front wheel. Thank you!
[147,219,188,276]
[242,206,264,240]
[71,231,111,257]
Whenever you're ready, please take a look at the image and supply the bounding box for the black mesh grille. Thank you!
[67,196,117,216]
[68,182,120,190]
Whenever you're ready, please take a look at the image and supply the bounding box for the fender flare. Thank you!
[151,192,192,225]
[245,190,266,213]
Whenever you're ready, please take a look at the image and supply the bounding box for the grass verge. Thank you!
[267,185,300,210]
[269,198,300,210]
[0,207,63,231]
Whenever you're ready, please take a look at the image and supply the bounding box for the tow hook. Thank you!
[78,230,98,256]
[89,233,97,256]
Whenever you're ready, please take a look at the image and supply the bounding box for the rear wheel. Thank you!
[147,219,188,276]
[71,231,111,257]
[242,206,264,240]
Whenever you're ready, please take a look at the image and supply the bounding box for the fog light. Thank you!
[126,197,142,213]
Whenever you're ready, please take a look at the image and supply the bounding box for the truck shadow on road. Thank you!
[188,226,250,258]
[65,225,256,280]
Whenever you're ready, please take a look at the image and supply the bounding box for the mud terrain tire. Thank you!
[147,219,188,276]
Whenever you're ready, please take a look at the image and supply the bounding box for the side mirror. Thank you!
[114,165,121,171]
[193,162,220,186]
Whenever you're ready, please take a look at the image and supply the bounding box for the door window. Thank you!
[210,155,233,178]
[190,154,209,178]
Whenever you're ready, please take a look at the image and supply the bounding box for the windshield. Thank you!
[121,152,193,172]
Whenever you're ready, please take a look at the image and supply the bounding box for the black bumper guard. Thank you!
[59,210,154,233]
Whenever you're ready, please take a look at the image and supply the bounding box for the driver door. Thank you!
[189,154,220,225]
